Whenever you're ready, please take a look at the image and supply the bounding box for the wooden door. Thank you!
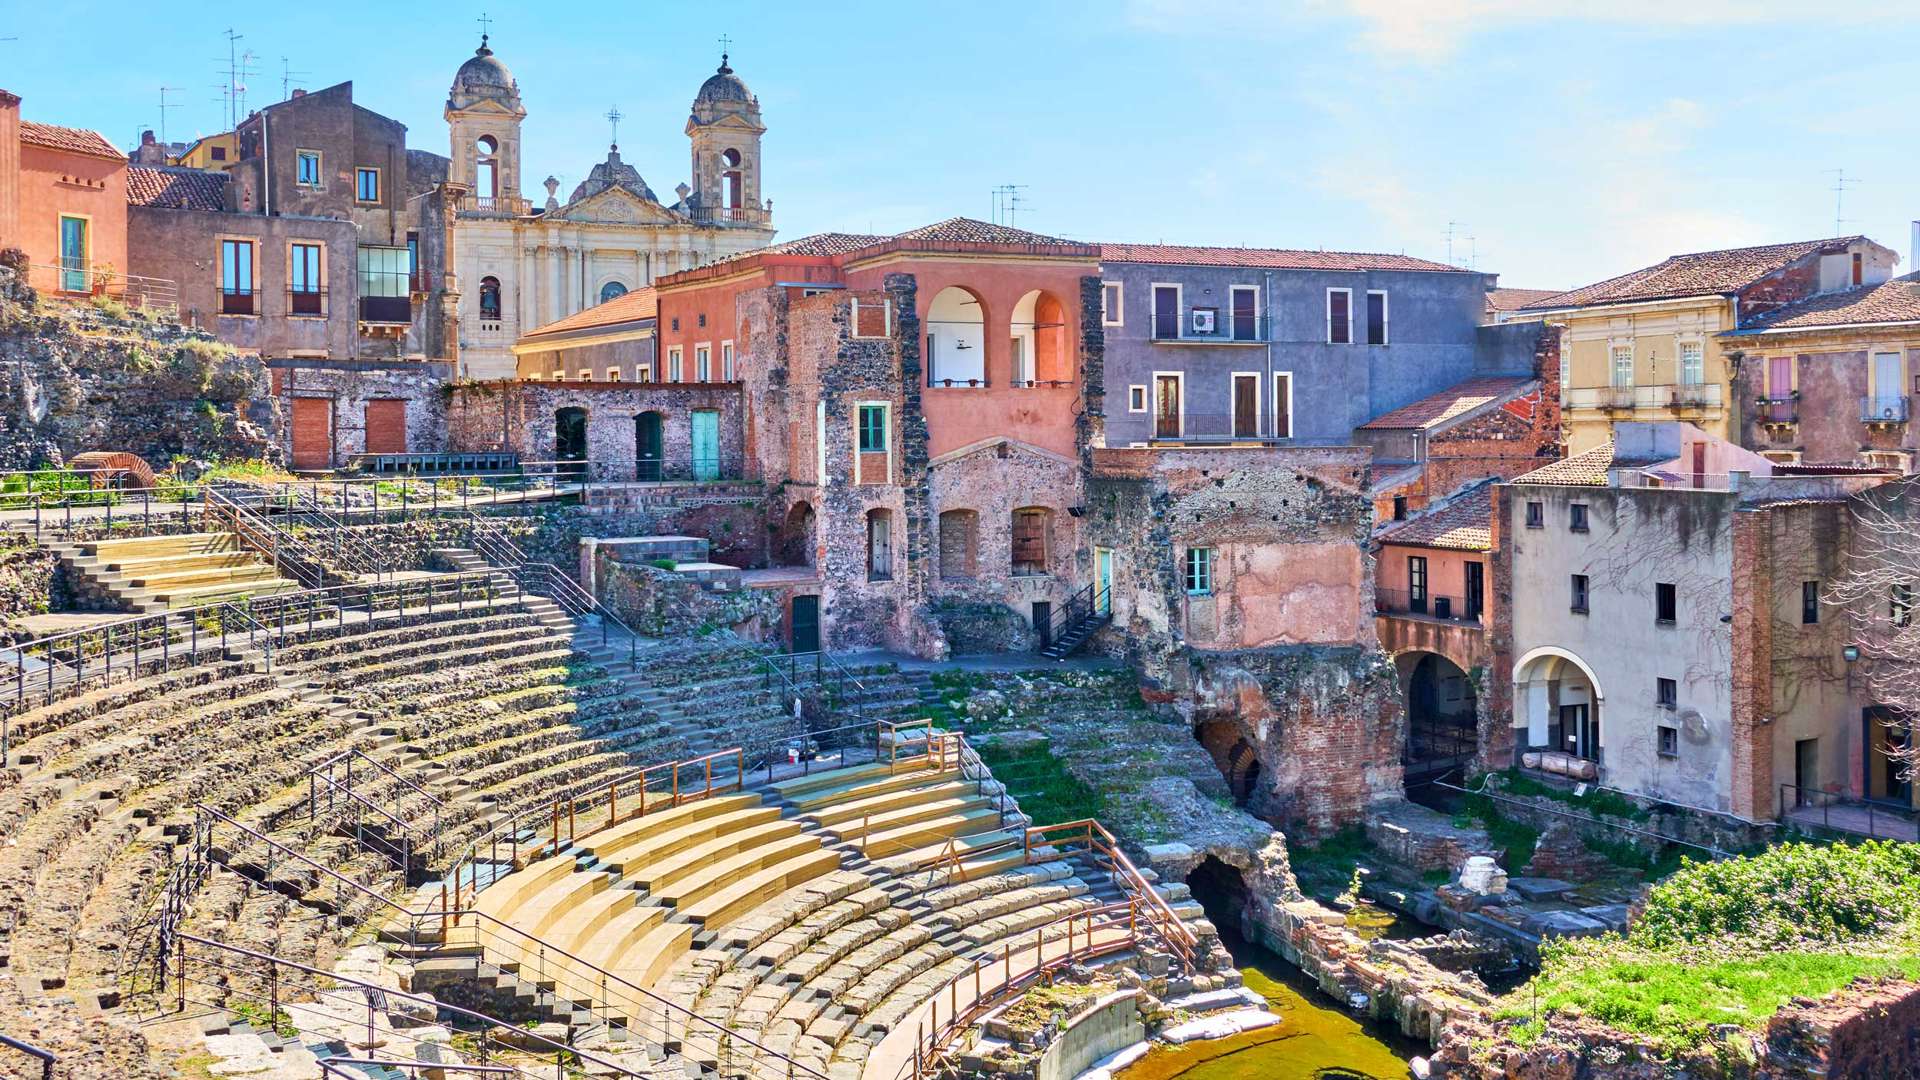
[1154,375,1181,438]
[1232,375,1258,438]
[1767,357,1793,421]
[290,398,333,471]
[1153,286,1179,339]
[363,399,407,455]
[691,410,721,481]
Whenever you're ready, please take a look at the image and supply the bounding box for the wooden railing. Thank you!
[1024,818,1200,965]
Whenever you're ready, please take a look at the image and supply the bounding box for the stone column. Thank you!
[545,241,562,325]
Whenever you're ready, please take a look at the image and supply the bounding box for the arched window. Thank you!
[866,509,893,582]
[720,148,743,211]
[938,509,979,580]
[1011,289,1069,386]
[478,275,502,320]
[475,135,499,199]
[1011,507,1051,576]
[600,280,628,304]
[927,286,986,386]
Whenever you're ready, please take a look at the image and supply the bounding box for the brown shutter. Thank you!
[290,397,333,471]
[363,399,408,455]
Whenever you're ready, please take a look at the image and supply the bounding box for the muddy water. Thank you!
[1117,917,1423,1080]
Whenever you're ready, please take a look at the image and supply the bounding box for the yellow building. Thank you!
[176,132,238,171]
[1522,237,1899,453]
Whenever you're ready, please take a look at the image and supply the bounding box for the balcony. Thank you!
[1755,393,1799,426]
[1566,383,1725,415]
[688,203,772,227]
[1148,308,1269,345]
[219,286,260,317]
[456,194,532,217]
[1862,395,1911,426]
[287,287,328,318]
[1377,587,1483,625]
[358,295,412,325]
[1144,412,1294,444]
[27,264,178,316]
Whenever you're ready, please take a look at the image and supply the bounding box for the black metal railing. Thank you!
[1376,587,1483,624]
[1149,308,1269,343]
[1780,784,1919,840]
[1038,581,1111,652]
[1756,394,1798,424]
[1140,412,1295,443]
[219,286,260,316]
[1861,395,1911,424]
[286,285,327,317]
[0,1033,56,1080]
[464,514,639,670]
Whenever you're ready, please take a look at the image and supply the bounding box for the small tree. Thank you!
[1831,477,1920,776]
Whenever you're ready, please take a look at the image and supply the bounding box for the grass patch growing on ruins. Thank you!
[1499,840,1920,1053]
[1494,768,1650,822]
[1455,793,1541,869]
[974,737,1107,825]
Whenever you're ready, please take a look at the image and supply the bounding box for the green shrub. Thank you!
[1631,840,1920,948]
[650,558,678,571]
[1497,769,1650,822]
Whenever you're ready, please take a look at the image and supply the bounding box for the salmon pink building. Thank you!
[0,90,129,298]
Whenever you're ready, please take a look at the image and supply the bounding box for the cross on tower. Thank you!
[476,11,493,47]
[605,105,624,150]
[717,34,732,64]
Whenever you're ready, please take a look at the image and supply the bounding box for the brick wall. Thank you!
[272,359,450,467]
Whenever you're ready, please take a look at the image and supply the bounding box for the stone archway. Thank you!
[777,501,816,568]
[1194,718,1262,805]
[1396,651,1478,780]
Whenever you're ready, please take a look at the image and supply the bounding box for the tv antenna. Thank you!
[1825,168,1861,234]
[992,184,1029,228]
[1445,221,1470,267]
[158,86,185,145]
[280,57,311,101]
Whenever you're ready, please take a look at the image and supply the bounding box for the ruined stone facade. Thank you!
[445,379,746,481]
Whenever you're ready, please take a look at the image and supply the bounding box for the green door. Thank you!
[59,216,88,292]
[691,410,721,481]
[1095,548,1113,615]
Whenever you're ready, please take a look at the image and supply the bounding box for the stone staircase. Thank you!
[52,531,297,612]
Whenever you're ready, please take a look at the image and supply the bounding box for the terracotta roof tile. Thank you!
[1377,494,1493,551]
[1357,376,1535,431]
[1485,287,1563,313]
[1728,275,1920,333]
[1525,237,1863,310]
[18,120,124,161]
[521,286,658,339]
[1101,242,1461,273]
[126,165,228,211]
[1512,442,1616,486]
[895,217,1069,245]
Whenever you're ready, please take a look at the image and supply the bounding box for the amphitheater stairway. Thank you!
[49,531,298,612]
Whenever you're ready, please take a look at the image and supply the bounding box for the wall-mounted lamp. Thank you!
[1843,644,1861,663]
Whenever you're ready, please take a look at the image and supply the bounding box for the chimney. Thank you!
[291,88,306,98]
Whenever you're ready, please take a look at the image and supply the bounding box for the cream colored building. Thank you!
[1522,237,1899,454]
[443,39,775,379]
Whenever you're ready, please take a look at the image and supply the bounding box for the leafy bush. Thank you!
[1631,840,1920,948]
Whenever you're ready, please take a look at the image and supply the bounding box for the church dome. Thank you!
[568,147,657,205]
[452,38,518,102]
[694,56,755,107]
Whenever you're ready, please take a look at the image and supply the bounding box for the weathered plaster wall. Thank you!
[271,359,449,466]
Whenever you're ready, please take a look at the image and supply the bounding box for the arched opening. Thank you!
[1010,506,1051,576]
[1010,289,1069,386]
[938,509,979,580]
[1193,719,1261,805]
[1514,648,1604,769]
[478,275,502,320]
[554,406,588,476]
[475,135,499,199]
[1400,652,1478,780]
[865,508,893,582]
[926,286,986,387]
[720,148,743,212]
[1186,856,1250,940]
[600,280,629,304]
[634,411,664,482]
[778,502,816,568]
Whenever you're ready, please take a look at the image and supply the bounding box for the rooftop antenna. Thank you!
[157,86,185,145]
[279,57,311,101]
[234,48,258,120]
[605,104,624,150]
[1825,168,1861,235]
[217,28,244,130]
[991,183,1028,227]
[1445,221,1469,267]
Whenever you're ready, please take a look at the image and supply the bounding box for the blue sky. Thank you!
[6,1,1918,288]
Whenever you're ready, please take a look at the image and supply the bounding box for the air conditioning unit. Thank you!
[1190,309,1216,334]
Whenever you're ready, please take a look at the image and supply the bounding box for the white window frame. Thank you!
[1365,289,1389,345]
[1326,287,1353,344]
[636,362,653,383]
[850,298,891,339]
[853,400,893,485]
[1151,282,1183,340]
[355,166,381,204]
[1152,370,1186,438]
[1230,370,1263,437]
[605,369,623,382]
[1272,371,1295,440]
[1127,384,1147,413]
[668,346,684,383]
[577,369,592,381]
[295,148,322,189]
[1101,281,1124,328]
[1610,340,1635,388]
[695,342,712,382]
[1871,349,1905,399]
[1678,337,1705,386]
[721,340,736,381]
[1228,284,1260,341]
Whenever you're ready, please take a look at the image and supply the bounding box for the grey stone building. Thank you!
[1096,244,1541,446]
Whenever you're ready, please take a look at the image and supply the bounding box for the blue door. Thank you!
[691,410,720,481]
[59,217,88,292]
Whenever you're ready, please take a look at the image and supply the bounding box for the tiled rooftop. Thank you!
[1100,242,1461,273]
[1525,237,1864,310]
[1377,493,1493,551]
[1512,442,1615,486]
[1357,375,1535,431]
[1485,287,1563,313]
[1728,275,1920,333]
[520,286,658,339]
[19,120,124,161]
[895,217,1072,245]
[125,165,229,211]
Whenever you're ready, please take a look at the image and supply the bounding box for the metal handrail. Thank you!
[320,1059,515,1078]
[1022,818,1199,962]
[215,483,393,581]
[1041,581,1110,652]
[202,486,329,589]
[0,1032,56,1080]
[1780,782,1918,840]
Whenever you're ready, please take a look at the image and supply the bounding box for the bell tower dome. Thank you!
[446,34,527,206]
[685,53,767,226]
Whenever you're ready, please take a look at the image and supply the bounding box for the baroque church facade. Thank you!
[444,38,776,379]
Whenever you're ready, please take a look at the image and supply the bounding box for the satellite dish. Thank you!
[1680,709,1711,745]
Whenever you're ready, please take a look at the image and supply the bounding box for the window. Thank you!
[1679,341,1704,386]
[1894,583,1914,628]
[295,149,321,187]
[1152,284,1180,339]
[1184,547,1214,595]
[1525,501,1544,529]
[636,363,652,383]
[866,510,892,582]
[289,242,322,315]
[478,276,501,320]
[1392,496,1408,522]
[1656,677,1677,710]
[668,347,684,383]
[1128,385,1147,413]
[938,509,979,580]
[577,369,592,381]
[1852,252,1863,286]
[695,345,711,382]
[857,404,888,453]
[1011,508,1050,576]
[406,232,420,292]
[1272,373,1293,439]
[1465,561,1484,620]
[698,313,707,329]
[220,238,255,315]
[600,281,628,304]
[355,167,380,203]
[605,369,623,382]
[1569,503,1589,532]
[1571,574,1590,613]
[721,341,735,381]
[852,298,889,338]
[671,317,680,332]
[1101,282,1123,327]
[210,145,227,162]
[1802,580,1820,625]
[1657,725,1679,758]
[356,245,410,321]
[1365,290,1388,345]
[1407,555,1428,613]
[1327,288,1352,344]
[1655,582,1676,625]
[1610,343,1634,388]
